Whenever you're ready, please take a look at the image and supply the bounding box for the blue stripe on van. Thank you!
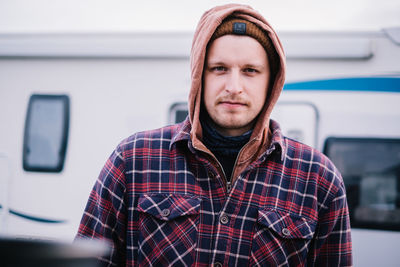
[0,204,66,224]
[283,77,400,92]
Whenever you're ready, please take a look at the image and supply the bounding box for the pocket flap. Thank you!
[257,209,316,239]
[138,193,201,221]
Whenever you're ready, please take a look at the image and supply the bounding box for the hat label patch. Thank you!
[233,22,246,35]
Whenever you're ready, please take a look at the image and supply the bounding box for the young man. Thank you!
[76,4,352,266]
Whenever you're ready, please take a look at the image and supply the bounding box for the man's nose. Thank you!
[225,70,243,94]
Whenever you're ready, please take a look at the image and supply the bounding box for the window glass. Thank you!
[23,95,70,172]
[169,102,188,124]
[324,138,400,231]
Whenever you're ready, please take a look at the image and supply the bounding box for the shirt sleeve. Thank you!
[310,174,353,266]
[75,145,127,267]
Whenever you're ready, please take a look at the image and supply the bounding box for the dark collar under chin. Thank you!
[200,114,252,156]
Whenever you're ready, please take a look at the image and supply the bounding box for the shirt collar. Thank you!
[170,116,192,150]
[267,119,286,162]
[170,116,286,161]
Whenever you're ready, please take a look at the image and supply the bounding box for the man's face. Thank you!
[203,34,270,136]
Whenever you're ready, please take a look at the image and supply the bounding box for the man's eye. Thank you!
[244,68,257,73]
[212,66,227,72]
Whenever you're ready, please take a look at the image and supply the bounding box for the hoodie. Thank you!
[188,4,286,183]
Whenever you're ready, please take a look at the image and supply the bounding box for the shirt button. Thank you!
[214,262,223,267]
[161,209,170,217]
[220,214,229,225]
[282,228,291,236]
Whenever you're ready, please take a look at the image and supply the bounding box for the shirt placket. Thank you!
[208,167,239,266]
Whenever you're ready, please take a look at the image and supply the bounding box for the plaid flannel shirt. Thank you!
[77,118,352,266]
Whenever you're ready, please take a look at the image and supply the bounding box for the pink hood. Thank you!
[188,4,286,180]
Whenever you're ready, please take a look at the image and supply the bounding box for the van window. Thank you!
[169,102,188,124]
[23,94,70,172]
[324,137,400,231]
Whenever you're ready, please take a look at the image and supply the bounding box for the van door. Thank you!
[270,102,319,148]
[0,153,11,234]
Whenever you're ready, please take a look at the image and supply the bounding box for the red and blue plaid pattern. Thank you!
[76,118,352,266]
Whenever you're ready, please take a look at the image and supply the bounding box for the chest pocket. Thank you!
[137,193,201,266]
[250,209,317,266]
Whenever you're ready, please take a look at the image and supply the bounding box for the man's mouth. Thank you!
[219,101,246,107]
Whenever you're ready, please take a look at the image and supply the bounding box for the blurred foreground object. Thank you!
[0,237,110,267]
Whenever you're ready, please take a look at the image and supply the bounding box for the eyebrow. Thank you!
[207,61,266,69]
[206,60,226,66]
[243,63,266,70]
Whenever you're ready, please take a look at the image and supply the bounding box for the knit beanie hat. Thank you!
[209,17,280,87]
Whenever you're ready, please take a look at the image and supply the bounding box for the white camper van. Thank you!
[0,28,399,266]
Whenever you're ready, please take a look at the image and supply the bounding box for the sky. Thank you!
[0,0,399,33]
